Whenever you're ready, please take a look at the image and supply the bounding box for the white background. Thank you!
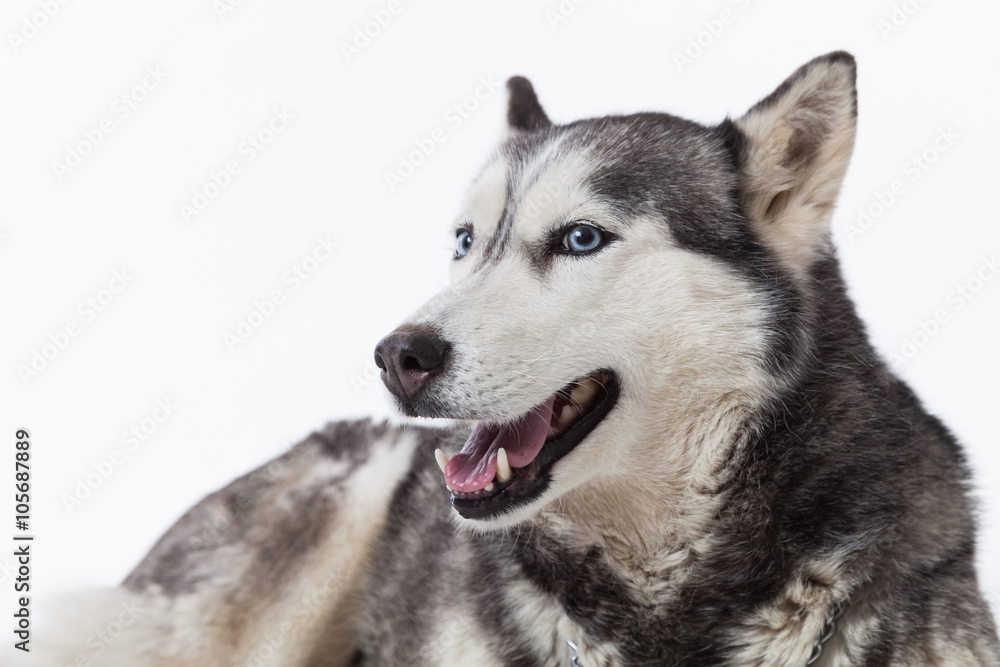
[1,0,998,650]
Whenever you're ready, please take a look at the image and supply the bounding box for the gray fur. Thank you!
[29,53,999,667]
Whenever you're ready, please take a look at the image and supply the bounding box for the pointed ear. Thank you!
[732,52,857,280]
[506,76,552,133]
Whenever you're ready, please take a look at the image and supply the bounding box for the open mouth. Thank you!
[435,370,619,520]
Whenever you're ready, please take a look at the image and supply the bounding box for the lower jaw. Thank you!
[450,371,620,520]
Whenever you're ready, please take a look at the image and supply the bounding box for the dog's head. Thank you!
[376,53,857,528]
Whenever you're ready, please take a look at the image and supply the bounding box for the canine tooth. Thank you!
[484,482,495,492]
[434,448,449,474]
[496,447,512,484]
[559,405,579,425]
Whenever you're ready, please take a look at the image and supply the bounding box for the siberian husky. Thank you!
[30,52,1000,666]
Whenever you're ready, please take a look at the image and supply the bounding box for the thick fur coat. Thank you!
[26,53,1000,667]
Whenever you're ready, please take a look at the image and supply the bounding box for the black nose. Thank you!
[374,326,448,400]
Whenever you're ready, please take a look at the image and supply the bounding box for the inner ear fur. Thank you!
[732,52,858,279]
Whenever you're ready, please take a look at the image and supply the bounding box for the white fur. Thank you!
[503,575,624,666]
[730,554,852,666]
[412,147,775,546]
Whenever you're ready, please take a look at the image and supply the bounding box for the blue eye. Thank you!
[455,229,473,258]
[562,224,604,253]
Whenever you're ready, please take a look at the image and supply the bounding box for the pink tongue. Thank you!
[444,396,556,493]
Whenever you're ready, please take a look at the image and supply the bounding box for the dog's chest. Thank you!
[412,605,622,667]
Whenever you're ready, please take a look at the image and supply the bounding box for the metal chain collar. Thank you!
[566,639,581,667]
[565,599,848,667]
[804,598,847,666]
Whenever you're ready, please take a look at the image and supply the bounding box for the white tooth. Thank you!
[434,448,449,474]
[559,404,579,425]
[484,482,495,493]
[496,447,512,484]
[570,381,597,407]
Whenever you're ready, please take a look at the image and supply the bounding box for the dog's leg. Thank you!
[20,420,421,667]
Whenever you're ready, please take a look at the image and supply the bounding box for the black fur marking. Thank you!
[465,545,551,667]
[507,76,552,132]
[481,176,516,263]
[354,427,469,664]
[480,129,575,267]
[747,51,858,120]
[312,419,393,465]
[554,112,803,377]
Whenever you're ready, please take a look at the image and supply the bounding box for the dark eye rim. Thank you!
[549,221,617,257]
[453,226,474,259]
